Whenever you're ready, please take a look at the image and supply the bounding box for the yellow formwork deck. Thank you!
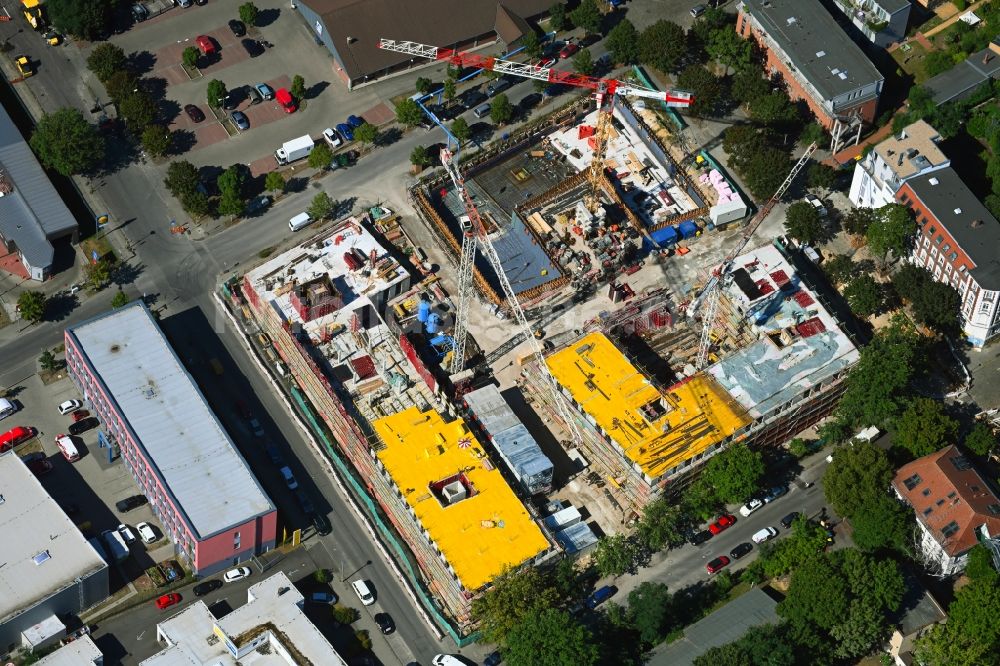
[372,407,550,592]
[546,332,751,479]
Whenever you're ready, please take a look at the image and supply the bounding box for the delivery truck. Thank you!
[275,135,314,165]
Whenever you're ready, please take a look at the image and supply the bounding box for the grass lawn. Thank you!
[893,41,933,83]
[79,234,116,263]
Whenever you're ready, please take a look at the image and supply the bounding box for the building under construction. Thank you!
[522,240,860,514]
[238,216,556,638]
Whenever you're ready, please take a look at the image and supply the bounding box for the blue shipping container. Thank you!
[678,220,699,239]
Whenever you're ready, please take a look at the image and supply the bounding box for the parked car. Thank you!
[246,86,263,105]
[486,78,512,97]
[279,466,298,490]
[311,591,337,604]
[537,56,556,68]
[255,83,274,100]
[14,55,32,78]
[118,524,137,545]
[68,417,98,436]
[706,556,730,574]
[275,87,297,113]
[20,451,45,464]
[241,38,264,58]
[58,400,82,415]
[708,514,736,535]
[27,459,53,476]
[115,495,147,513]
[183,103,205,123]
[336,122,354,141]
[155,593,181,609]
[195,35,216,56]
[739,498,764,517]
[752,527,779,544]
[193,579,223,596]
[730,542,753,559]
[804,193,828,217]
[558,42,579,59]
[70,409,89,422]
[264,443,284,465]
[483,652,503,666]
[131,3,149,22]
[347,114,365,128]
[310,512,332,536]
[322,127,342,148]
[228,19,246,37]
[689,529,712,545]
[295,489,315,514]
[691,4,707,18]
[585,585,617,609]
[236,400,252,420]
[763,485,787,503]
[223,567,251,583]
[352,579,375,605]
[245,195,272,216]
[462,90,488,109]
[249,418,264,437]
[231,110,250,131]
[136,522,158,544]
[374,612,395,634]
[780,512,801,529]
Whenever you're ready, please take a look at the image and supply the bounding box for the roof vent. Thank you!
[954,208,963,215]
[787,16,797,25]
[972,219,985,228]
[831,68,840,75]
[441,480,468,505]
[929,177,939,185]
[838,71,848,80]
[816,50,826,58]
[32,550,51,566]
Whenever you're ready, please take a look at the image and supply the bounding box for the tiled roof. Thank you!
[892,445,1000,557]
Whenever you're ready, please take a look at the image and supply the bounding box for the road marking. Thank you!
[136,630,146,641]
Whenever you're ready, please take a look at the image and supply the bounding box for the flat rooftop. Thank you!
[145,572,346,666]
[36,635,102,666]
[545,332,751,480]
[741,0,884,102]
[873,120,948,181]
[66,303,274,539]
[0,452,107,626]
[372,407,550,591]
[707,244,859,418]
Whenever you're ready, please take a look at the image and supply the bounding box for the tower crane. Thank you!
[692,142,818,370]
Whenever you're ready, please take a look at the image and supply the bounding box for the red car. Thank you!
[71,409,90,422]
[537,56,556,68]
[156,593,181,610]
[706,556,731,574]
[275,88,297,113]
[195,35,216,56]
[559,42,580,59]
[708,514,736,535]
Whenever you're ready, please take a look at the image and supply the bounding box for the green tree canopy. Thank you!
[307,192,335,220]
[104,70,139,104]
[548,2,569,32]
[849,495,913,554]
[451,116,472,143]
[867,203,916,265]
[701,443,764,504]
[742,147,791,200]
[823,440,895,519]
[38,350,58,371]
[264,171,286,193]
[84,258,113,290]
[893,396,959,458]
[182,46,200,69]
[843,206,878,236]
[164,160,200,197]
[822,254,855,286]
[676,65,725,117]
[443,78,457,101]
[354,122,379,145]
[807,163,838,191]
[291,74,306,101]
[110,290,131,308]
[490,94,514,124]
[573,48,595,75]
[912,280,961,335]
[87,43,127,82]
[844,274,884,318]
[915,578,1000,666]
[471,567,561,644]
[216,164,247,199]
[217,191,245,217]
[17,291,47,323]
[640,20,687,73]
[965,545,999,582]
[119,91,157,132]
[308,142,334,170]
[637,498,689,551]
[569,0,601,35]
[730,68,768,106]
[784,201,824,244]
[49,0,113,40]
[505,608,601,666]
[593,534,645,577]
[605,19,640,65]
[206,80,228,108]
[694,624,797,666]
[180,190,211,217]
[29,108,104,176]
[779,555,849,631]
[141,124,171,157]
[747,91,799,126]
[238,2,259,26]
[410,145,431,167]
[964,422,997,457]
[414,76,433,95]
[757,517,835,579]
[625,582,671,646]
[706,26,752,73]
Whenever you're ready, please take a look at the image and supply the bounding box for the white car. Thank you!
[223,567,252,583]
[739,498,764,517]
[752,526,779,544]
[432,656,465,666]
[352,579,375,605]
[136,522,157,544]
[57,399,82,415]
[322,127,342,148]
[804,193,828,217]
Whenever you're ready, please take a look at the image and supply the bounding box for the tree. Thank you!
[850,495,912,553]
[110,290,131,308]
[490,94,514,125]
[701,443,764,504]
[784,201,824,244]
[747,92,798,126]
[141,124,171,157]
[87,43,127,82]
[681,475,721,519]
[640,20,687,73]
[521,30,543,60]
[179,46,200,71]
[331,604,358,625]
[48,0,112,40]
[892,263,929,303]
[216,164,247,200]
[238,2,259,26]
[757,517,834,578]
[605,19,640,65]
[180,190,211,217]
[39,350,58,371]
[505,608,600,666]
[830,598,888,659]
[119,91,157,132]
[844,274,883,318]
[569,0,602,35]
[451,117,471,143]
[965,545,998,582]
[313,568,331,584]
[29,108,103,177]
[789,438,811,458]
[308,192,335,220]
[625,582,671,645]
[207,80,228,108]
[801,122,827,149]
[84,259,112,290]
[264,171,286,194]
[291,75,306,101]
[676,65,725,117]
[593,534,644,577]
[354,122,379,145]
[446,63,462,80]
[573,48,595,76]
[395,98,425,127]
[415,77,432,95]
[915,578,1000,665]
[17,291,47,323]
[911,280,961,335]
[637,498,689,551]
[549,2,569,32]
[104,70,138,104]
[731,68,768,107]
[471,567,561,644]
[806,163,838,191]
[549,557,586,603]
[741,147,791,200]
[164,160,200,197]
[218,191,245,217]
[924,50,954,78]
[893,397,958,458]
[964,422,997,457]
[778,555,849,631]
[308,142,334,170]
[695,625,797,666]
[410,145,431,167]
[823,440,895,519]
[867,203,916,266]
[844,206,878,236]
[706,27,752,74]
[443,78,457,102]
[823,254,855,286]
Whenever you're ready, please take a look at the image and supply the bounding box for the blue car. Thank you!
[347,114,364,128]
[337,122,354,141]
[585,585,617,609]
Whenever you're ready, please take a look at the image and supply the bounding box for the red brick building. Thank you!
[737,0,884,133]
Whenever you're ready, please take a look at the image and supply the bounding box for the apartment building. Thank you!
[849,120,949,209]
[64,303,277,575]
[737,0,884,138]
[829,0,911,48]
[898,168,1000,348]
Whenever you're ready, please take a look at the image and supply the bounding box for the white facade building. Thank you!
[848,120,949,209]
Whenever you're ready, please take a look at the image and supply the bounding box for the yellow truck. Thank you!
[21,0,46,30]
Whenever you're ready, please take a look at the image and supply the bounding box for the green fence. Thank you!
[632,66,687,130]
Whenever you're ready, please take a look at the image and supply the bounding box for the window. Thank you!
[923,507,933,516]
[922,488,931,496]
[927,225,936,236]
[936,235,943,245]
[942,521,960,538]
[233,532,241,550]
[960,265,968,274]
[948,491,958,499]
[904,473,922,490]
[943,243,951,252]
[989,504,1000,515]
[936,498,945,506]
[900,193,911,203]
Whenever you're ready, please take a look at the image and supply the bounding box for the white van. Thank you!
[102,529,130,562]
[55,435,80,462]
[352,579,375,605]
[0,398,15,420]
[289,212,313,232]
